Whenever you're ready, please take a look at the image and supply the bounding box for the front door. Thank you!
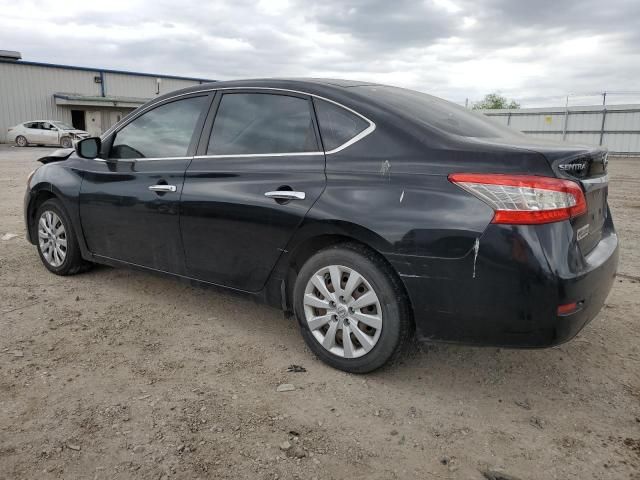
[181,91,326,291]
[79,94,211,273]
[39,122,60,145]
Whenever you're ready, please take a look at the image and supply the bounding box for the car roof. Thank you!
[155,78,384,104]
[148,78,399,126]
[177,77,378,91]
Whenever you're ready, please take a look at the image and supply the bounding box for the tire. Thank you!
[293,243,413,373]
[60,137,72,148]
[35,199,89,275]
[16,135,27,147]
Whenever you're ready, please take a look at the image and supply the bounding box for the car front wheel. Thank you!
[35,199,89,275]
[60,137,73,148]
[293,243,413,373]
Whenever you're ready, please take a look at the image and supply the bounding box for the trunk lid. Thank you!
[545,146,609,254]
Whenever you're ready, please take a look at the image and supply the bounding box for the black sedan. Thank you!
[24,79,619,373]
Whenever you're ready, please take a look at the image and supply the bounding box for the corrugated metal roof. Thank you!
[54,93,150,103]
[0,58,215,83]
[0,50,21,61]
[53,93,150,108]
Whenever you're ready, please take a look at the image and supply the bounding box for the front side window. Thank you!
[207,93,318,155]
[111,96,207,159]
[314,99,369,151]
[52,121,74,130]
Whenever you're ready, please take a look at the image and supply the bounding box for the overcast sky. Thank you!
[1,0,639,106]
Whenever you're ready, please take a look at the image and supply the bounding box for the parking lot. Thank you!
[0,144,639,480]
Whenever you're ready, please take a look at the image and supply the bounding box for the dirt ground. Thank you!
[0,144,638,480]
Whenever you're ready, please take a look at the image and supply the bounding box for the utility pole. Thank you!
[562,94,570,141]
[600,91,608,146]
[465,98,469,109]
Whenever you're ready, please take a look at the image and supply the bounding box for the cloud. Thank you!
[0,0,639,106]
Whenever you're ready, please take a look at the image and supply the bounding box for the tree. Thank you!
[472,93,520,110]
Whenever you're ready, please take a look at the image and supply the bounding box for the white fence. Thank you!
[481,104,640,155]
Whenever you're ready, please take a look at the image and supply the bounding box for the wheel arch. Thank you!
[25,161,90,259]
[25,186,57,244]
[274,222,414,326]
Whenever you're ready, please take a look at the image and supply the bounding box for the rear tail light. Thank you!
[448,173,587,225]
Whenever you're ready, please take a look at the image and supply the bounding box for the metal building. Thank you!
[482,104,640,155]
[0,50,214,144]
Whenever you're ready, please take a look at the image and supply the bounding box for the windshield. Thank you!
[354,85,520,139]
[51,121,75,130]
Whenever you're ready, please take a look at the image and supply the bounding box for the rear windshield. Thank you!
[354,85,517,138]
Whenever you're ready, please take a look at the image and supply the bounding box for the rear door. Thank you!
[180,90,326,291]
[79,93,212,274]
[25,122,47,143]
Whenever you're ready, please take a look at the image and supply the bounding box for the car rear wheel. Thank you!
[293,243,413,373]
[60,137,73,148]
[16,135,27,147]
[35,199,89,275]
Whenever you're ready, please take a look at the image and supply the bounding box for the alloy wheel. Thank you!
[303,265,382,358]
[38,211,67,267]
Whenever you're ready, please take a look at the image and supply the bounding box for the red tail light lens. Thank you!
[557,302,578,315]
[448,173,587,225]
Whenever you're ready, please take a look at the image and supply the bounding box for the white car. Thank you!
[7,120,90,148]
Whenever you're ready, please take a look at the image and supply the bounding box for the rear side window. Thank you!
[208,93,318,155]
[110,96,207,159]
[314,99,369,151]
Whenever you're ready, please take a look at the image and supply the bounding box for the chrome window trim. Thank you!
[325,122,375,154]
[91,156,192,163]
[194,152,324,159]
[102,86,376,156]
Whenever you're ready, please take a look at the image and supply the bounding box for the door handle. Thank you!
[148,184,177,193]
[264,191,306,201]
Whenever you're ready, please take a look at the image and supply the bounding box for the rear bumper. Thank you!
[389,218,619,347]
[549,227,618,345]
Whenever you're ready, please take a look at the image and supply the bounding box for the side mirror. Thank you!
[76,137,101,159]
